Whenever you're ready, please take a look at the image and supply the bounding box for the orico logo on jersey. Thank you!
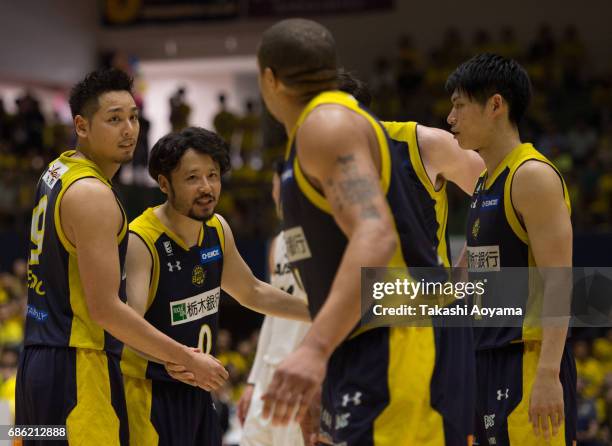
[200,246,222,265]
[481,197,500,209]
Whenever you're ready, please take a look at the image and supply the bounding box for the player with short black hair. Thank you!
[447,53,576,446]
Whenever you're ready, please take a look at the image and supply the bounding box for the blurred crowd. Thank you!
[573,333,612,445]
[0,92,73,233]
[2,24,612,239]
[0,259,27,421]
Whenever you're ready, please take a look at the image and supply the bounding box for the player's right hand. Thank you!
[167,350,229,391]
[237,383,254,425]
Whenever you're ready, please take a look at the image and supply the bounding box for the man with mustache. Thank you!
[121,126,310,446]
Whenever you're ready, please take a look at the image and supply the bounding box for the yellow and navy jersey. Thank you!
[280,91,443,319]
[466,143,571,350]
[24,151,128,356]
[382,121,451,267]
[121,208,225,382]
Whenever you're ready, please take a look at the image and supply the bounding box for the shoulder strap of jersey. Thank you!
[130,209,163,309]
[206,214,226,254]
[503,143,571,244]
[53,152,126,255]
[285,90,392,214]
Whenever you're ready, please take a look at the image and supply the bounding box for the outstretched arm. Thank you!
[418,125,484,195]
[219,216,310,322]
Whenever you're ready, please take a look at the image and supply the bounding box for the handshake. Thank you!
[164,347,229,391]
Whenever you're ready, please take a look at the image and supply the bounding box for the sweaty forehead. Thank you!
[175,149,218,173]
[97,91,136,112]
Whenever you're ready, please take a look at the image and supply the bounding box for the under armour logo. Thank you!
[167,261,182,272]
[484,414,495,429]
[496,388,509,400]
[341,391,362,407]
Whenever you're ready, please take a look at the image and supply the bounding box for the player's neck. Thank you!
[156,203,202,247]
[479,125,522,176]
[73,148,120,180]
[279,99,308,136]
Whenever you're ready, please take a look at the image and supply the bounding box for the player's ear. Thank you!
[262,67,278,90]
[489,94,504,116]
[158,174,170,195]
[74,115,89,139]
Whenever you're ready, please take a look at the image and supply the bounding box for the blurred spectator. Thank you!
[217,330,248,381]
[396,34,424,110]
[370,57,399,120]
[576,377,604,446]
[169,87,191,131]
[435,27,466,68]
[567,119,598,165]
[236,100,262,170]
[528,23,557,63]
[472,29,494,54]
[43,112,71,156]
[0,98,11,142]
[0,346,18,419]
[213,93,238,145]
[130,102,151,186]
[593,329,612,374]
[575,340,605,399]
[558,25,587,88]
[537,119,568,157]
[496,27,522,61]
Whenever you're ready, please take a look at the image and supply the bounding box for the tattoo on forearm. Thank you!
[327,154,381,219]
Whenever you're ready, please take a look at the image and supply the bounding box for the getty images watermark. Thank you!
[360,267,612,329]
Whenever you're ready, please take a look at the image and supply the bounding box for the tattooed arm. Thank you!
[262,105,398,425]
[294,105,397,357]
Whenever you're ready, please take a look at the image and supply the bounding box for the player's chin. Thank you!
[188,208,215,222]
[115,149,135,164]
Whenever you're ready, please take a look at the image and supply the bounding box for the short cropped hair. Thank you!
[148,127,231,182]
[69,68,134,119]
[445,53,532,125]
[258,18,338,101]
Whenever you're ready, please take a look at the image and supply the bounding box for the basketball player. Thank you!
[15,69,228,446]
[121,127,310,446]
[258,19,474,445]
[337,69,484,266]
[238,161,310,446]
[446,53,576,445]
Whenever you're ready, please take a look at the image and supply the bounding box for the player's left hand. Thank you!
[261,344,327,426]
[165,362,198,386]
[165,347,199,387]
[529,368,564,441]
